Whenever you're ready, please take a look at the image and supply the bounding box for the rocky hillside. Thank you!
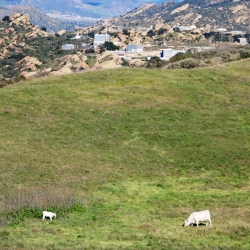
[1,9,250,85]
[93,0,250,32]
[79,0,250,48]
[0,12,129,82]
[0,13,92,79]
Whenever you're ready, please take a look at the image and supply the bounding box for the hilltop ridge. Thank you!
[94,0,250,31]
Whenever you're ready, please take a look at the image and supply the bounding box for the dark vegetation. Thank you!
[99,41,120,53]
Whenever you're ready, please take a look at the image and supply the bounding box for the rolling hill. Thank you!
[0,60,250,249]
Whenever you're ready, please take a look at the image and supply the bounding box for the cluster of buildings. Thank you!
[61,24,249,61]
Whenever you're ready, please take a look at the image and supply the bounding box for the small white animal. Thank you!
[42,211,56,221]
[182,210,212,227]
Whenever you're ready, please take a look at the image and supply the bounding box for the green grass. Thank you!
[0,61,250,249]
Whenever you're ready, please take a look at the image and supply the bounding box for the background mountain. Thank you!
[1,0,166,31]
[0,5,82,32]
[1,0,158,20]
[96,0,250,32]
[1,0,250,32]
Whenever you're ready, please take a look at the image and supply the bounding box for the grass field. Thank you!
[0,60,250,249]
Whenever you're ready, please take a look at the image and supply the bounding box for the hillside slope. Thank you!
[0,61,250,249]
[99,0,250,31]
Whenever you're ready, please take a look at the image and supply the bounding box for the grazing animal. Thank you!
[182,210,212,227]
[42,211,56,221]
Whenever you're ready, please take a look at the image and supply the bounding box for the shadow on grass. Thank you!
[182,223,209,227]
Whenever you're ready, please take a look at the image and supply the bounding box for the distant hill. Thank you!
[0,5,93,32]
[97,0,250,32]
[1,0,157,19]
[0,6,75,32]
[3,0,249,32]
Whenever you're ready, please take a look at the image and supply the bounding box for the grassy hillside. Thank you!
[0,61,250,249]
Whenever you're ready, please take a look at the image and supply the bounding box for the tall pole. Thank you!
[105,19,108,42]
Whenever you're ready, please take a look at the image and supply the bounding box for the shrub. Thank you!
[121,58,129,67]
[166,62,182,69]
[220,52,231,63]
[100,41,119,51]
[122,29,130,36]
[198,50,218,59]
[239,49,250,59]
[88,31,95,38]
[0,78,13,88]
[86,56,96,67]
[180,58,201,69]
[13,75,26,83]
[109,32,118,38]
[147,57,168,68]
[169,52,191,63]
[2,16,10,22]
[32,71,49,78]
[147,29,156,38]
[85,48,95,54]
[157,28,167,35]
[99,55,113,64]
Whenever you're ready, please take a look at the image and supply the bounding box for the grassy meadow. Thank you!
[0,60,250,249]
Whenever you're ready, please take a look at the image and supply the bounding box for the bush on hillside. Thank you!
[157,28,167,35]
[100,41,119,52]
[180,58,202,69]
[147,29,156,38]
[220,52,231,63]
[122,29,130,36]
[87,31,95,38]
[169,52,191,63]
[2,16,10,22]
[0,78,12,88]
[121,58,129,67]
[147,56,168,68]
[239,49,250,59]
[0,74,25,88]
[85,48,95,54]
[194,50,218,60]
[99,55,113,64]
[165,62,182,69]
[13,75,26,83]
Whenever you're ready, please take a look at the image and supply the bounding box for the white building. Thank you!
[215,28,227,32]
[174,25,196,31]
[71,32,82,40]
[62,44,75,50]
[239,38,248,45]
[93,34,110,47]
[126,44,144,52]
[160,48,186,60]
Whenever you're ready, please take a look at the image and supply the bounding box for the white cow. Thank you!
[182,210,212,227]
[42,211,56,221]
